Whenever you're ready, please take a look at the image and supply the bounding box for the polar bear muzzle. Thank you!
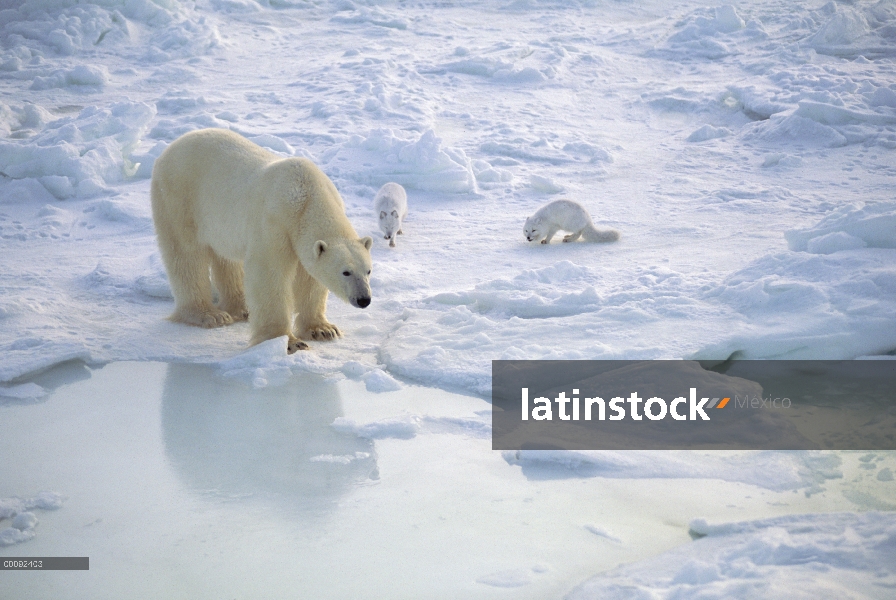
[312,238,373,309]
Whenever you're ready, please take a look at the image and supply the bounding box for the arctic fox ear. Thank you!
[391,210,398,218]
[360,236,373,251]
[314,240,327,258]
[379,211,387,219]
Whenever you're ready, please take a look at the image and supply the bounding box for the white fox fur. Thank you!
[374,182,408,248]
[524,199,620,244]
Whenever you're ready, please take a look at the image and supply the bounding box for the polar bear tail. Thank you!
[582,224,620,243]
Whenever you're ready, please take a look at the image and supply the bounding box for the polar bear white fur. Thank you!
[151,128,373,353]
[524,199,620,245]
[374,182,407,247]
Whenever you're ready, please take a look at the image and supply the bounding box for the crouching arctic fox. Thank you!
[524,199,620,244]
[151,128,373,354]
[374,182,407,247]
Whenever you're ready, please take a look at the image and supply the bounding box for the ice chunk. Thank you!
[362,368,402,392]
[331,415,419,439]
[712,5,745,34]
[0,382,46,400]
[806,231,866,254]
[336,129,477,193]
[30,65,109,90]
[805,7,871,49]
[0,102,155,197]
[686,125,731,142]
[786,202,896,251]
[529,174,564,193]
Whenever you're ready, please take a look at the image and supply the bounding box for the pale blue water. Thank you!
[0,361,880,599]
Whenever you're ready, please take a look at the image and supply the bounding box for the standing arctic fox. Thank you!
[524,199,619,244]
[374,182,407,248]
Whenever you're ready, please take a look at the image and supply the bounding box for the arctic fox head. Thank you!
[308,237,373,309]
[379,209,401,240]
[524,216,544,243]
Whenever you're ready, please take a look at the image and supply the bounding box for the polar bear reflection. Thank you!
[161,363,377,514]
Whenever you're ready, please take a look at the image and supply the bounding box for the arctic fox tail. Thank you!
[582,225,620,243]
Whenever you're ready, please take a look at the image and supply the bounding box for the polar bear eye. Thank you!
[367,270,371,275]
[342,271,350,276]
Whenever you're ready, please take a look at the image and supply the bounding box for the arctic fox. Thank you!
[524,199,619,244]
[374,182,408,248]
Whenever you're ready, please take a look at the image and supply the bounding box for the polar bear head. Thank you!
[523,216,544,243]
[308,237,374,308]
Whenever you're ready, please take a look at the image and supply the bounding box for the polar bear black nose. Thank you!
[357,297,370,308]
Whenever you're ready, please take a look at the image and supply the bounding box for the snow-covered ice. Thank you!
[569,512,896,599]
[1,0,895,597]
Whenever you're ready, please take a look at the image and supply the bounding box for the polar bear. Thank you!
[524,199,620,244]
[151,128,373,353]
[373,182,408,248]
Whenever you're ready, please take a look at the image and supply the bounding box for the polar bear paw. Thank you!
[287,337,310,354]
[172,307,234,328]
[220,304,249,322]
[303,323,342,341]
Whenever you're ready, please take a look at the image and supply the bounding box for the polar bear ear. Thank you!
[314,240,327,258]
[360,236,373,251]
[391,210,398,218]
[379,211,387,219]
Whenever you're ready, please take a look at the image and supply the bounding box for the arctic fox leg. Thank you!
[563,230,583,243]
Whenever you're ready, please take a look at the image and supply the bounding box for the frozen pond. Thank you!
[2,360,891,599]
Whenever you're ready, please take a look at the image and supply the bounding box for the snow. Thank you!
[568,512,896,599]
[1,0,895,597]
[504,449,842,494]
[0,491,64,547]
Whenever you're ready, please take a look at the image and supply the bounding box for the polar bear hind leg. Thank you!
[293,266,342,342]
[154,213,234,328]
[211,254,249,322]
[170,253,234,328]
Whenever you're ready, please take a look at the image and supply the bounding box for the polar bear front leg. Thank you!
[293,265,342,342]
[244,251,300,350]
